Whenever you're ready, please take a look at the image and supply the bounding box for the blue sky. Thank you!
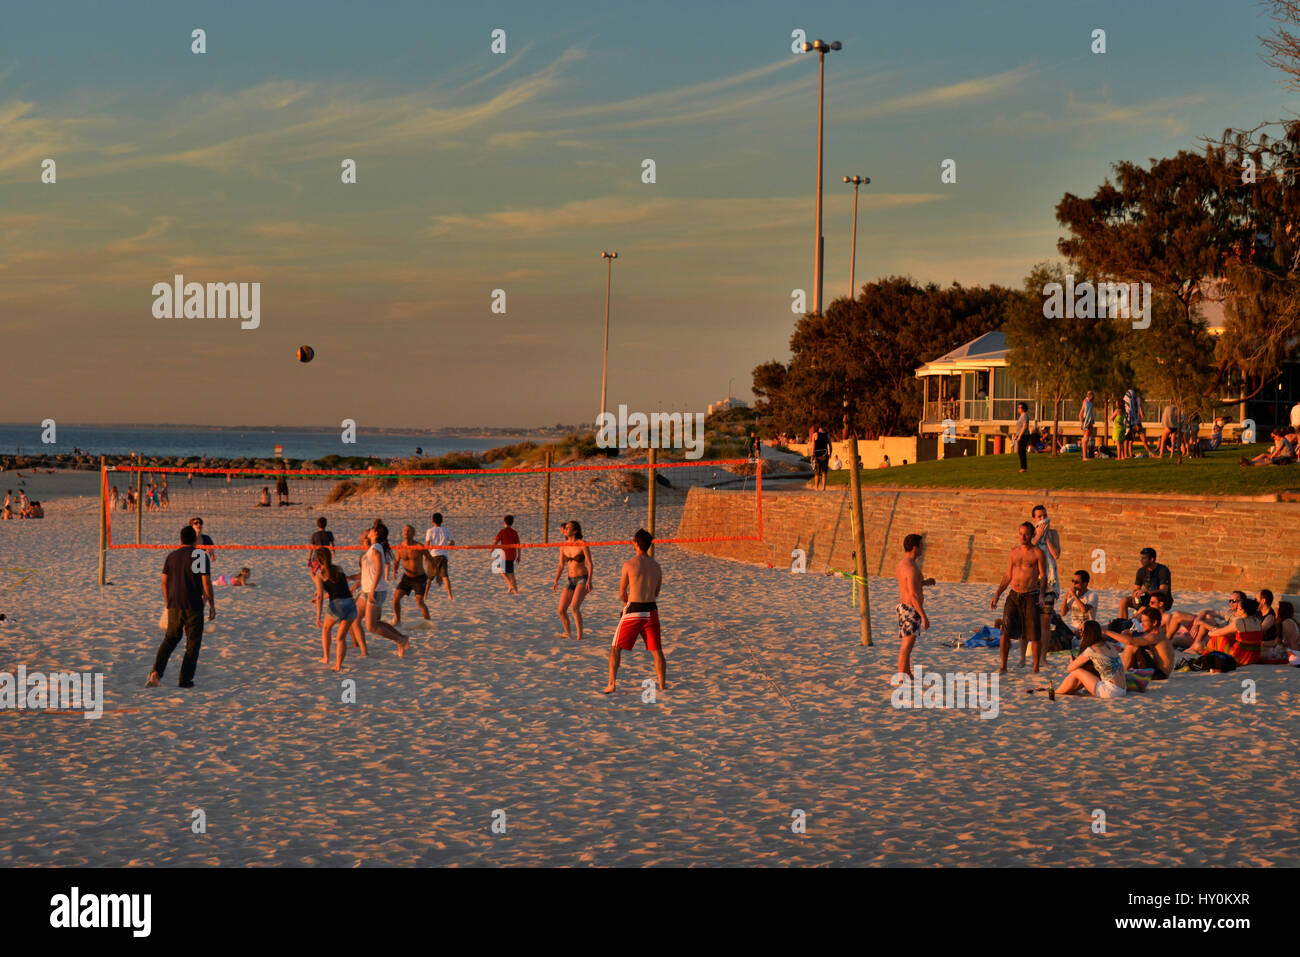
[0,0,1292,427]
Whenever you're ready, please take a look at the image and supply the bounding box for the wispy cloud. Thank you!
[847,66,1032,121]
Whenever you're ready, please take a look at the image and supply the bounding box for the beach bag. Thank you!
[1046,613,1074,653]
[1126,670,1151,693]
[1195,651,1237,673]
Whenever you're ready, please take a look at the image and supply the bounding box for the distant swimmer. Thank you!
[895,533,935,678]
[392,524,431,626]
[990,521,1048,673]
[493,514,521,595]
[604,529,665,694]
[554,520,593,640]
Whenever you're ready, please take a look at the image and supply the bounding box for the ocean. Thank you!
[0,423,533,461]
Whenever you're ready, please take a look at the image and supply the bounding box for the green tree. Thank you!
[1003,263,1120,454]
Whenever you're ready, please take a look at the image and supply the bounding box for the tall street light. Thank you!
[843,175,870,300]
[600,251,618,421]
[802,37,841,316]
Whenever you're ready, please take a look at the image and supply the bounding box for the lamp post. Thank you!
[802,38,841,316]
[843,175,870,299]
[600,251,618,421]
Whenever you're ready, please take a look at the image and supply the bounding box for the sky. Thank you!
[0,0,1294,429]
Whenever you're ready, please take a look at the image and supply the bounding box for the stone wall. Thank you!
[674,485,1300,595]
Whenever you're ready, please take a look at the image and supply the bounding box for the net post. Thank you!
[135,468,142,545]
[647,447,656,556]
[756,454,763,541]
[543,450,552,544]
[848,434,872,646]
[98,456,107,586]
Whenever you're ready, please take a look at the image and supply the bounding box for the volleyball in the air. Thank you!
[297,345,315,363]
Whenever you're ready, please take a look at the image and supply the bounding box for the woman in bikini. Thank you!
[553,520,594,640]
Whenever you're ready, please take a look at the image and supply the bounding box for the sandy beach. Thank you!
[1,470,1296,867]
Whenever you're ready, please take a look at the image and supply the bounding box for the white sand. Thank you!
[1,472,1297,866]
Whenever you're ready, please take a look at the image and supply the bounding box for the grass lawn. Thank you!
[823,445,1300,497]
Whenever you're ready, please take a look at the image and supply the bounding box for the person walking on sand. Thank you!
[1013,402,1031,473]
[357,525,409,655]
[276,462,290,506]
[895,533,935,678]
[604,529,666,694]
[146,524,215,688]
[553,520,593,640]
[493,514,521,595]
[423,512,455,601]
[392,524,431,625]
[313,547,358,671]
[990,521,1048,673]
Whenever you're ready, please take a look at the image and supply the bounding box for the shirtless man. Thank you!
[392,524,431,626]
[990,521,1048,673]
[604,529,665,694]
[1107,605,1175,679]
[895,533,935,677]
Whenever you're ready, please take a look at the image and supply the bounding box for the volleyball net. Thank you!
[97,457,762,573]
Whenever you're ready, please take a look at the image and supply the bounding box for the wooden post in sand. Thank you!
[98,456,107,586]
[847,434,872,646]
[543,450,552,544]
[646,447,656,557]
[135,469,143,545]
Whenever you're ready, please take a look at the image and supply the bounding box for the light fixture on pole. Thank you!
[802,38,841,316]
[600,251,618,421]
[843,175,870,299]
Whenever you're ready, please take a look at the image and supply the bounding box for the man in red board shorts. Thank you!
[604,528,666,694]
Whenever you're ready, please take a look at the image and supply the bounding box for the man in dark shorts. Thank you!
[604,529,666,694]
[146,524,215,688]
[1107,605,1175,679]
[1119,546,1172,618]
[276,463,290,506]
[990,521,1048,673]
[392,525,431,625]
[812,425,832,490]
[493,514,521,595]
[423,512,454,601]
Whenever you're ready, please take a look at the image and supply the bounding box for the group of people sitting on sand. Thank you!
[897,507,1300,702]
[1,489,43,520]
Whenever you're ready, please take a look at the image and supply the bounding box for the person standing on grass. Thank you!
[812,425,832,490]
[604,529,666,694]
[1078,390,1095,460]
[895,533,935,678]
[1013,402,1032,473]
[146,524,215,689]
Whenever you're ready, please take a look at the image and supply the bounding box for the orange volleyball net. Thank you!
[97,457,762,569]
